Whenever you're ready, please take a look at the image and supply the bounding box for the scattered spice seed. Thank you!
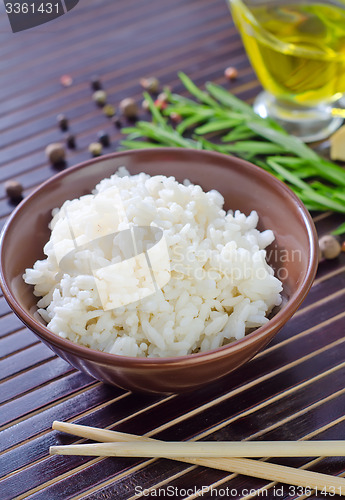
[88,142,102,157]
[93,90,107,106]
[57,114,68,131]
[65,134,76,149]
[97,131,110,147]
[45,143,66,165]
[5,180,23,201]
[140,77,160,94]
[319,234,342,260]
[141,99,150,111]
[341,241,345,252]
[170,112,182,123]
[103,104,115,117]
[154,98,167,110]
[91,76,102,91]
[157,92,168,103]
[119,98,138,118]
[224,66,238,80]
[60,74,73,87]
[112,116,122,128]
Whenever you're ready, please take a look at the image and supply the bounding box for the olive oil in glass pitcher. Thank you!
[228,0,345,141]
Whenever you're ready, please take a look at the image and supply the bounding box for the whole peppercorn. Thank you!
[5,180,23,201]
[119,98,138,118]
[93,90,107,106]
[140,77,160,94]
[97,131,110,147]
[91,76,102,91]
[88,142,102,157]
[65,134,76,149]
[45,143,66,165]
[157,92,168,103]
[60,74,73,87]
[112,116,122,128]
[154,98,167,110]
[57,114,68,131]
[319,234,341,260]
[170,112,182,123]
[141,99,150,111]
[103,104,115,117]
[224,66,238,81]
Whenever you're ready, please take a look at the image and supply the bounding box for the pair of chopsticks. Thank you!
[50,421,345,495]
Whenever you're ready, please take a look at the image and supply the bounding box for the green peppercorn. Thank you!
[103,104,115,117]
[93,90,107,106]
[88,142,102,157]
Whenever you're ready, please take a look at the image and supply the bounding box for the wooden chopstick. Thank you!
[51,440,345,458]
[51,421,345,495]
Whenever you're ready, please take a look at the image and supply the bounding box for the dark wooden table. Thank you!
[1,1,345,499]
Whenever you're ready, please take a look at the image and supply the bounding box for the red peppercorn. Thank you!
[154,99,167,110]
[60,75,73,87]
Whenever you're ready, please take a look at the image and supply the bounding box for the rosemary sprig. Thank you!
[120,73,345,235]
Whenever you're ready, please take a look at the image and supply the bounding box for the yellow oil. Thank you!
[230,0,345,104]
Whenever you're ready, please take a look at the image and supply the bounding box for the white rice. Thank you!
[23,167,282,358]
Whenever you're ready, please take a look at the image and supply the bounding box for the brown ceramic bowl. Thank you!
[0,148,318,393]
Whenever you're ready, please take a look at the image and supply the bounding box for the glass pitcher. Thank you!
[227,0,345,142]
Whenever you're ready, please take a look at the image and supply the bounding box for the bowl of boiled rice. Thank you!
[0,148,318,393]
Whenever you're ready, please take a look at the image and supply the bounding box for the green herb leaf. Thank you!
[195,119,243,135]
[267,159,313,191]
[119,72,345,226]
[248,123,319,161]
[206,82,258,117]
[332,222,345,235]
[178,72,219,107]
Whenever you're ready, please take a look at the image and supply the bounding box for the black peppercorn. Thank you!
[66,134,76,149]
[91,76,102,91]
[57,114,68,131]
[97,131,110,147]
[112,116,122,128]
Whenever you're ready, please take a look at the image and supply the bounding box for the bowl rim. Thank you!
[0,147,319,367]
